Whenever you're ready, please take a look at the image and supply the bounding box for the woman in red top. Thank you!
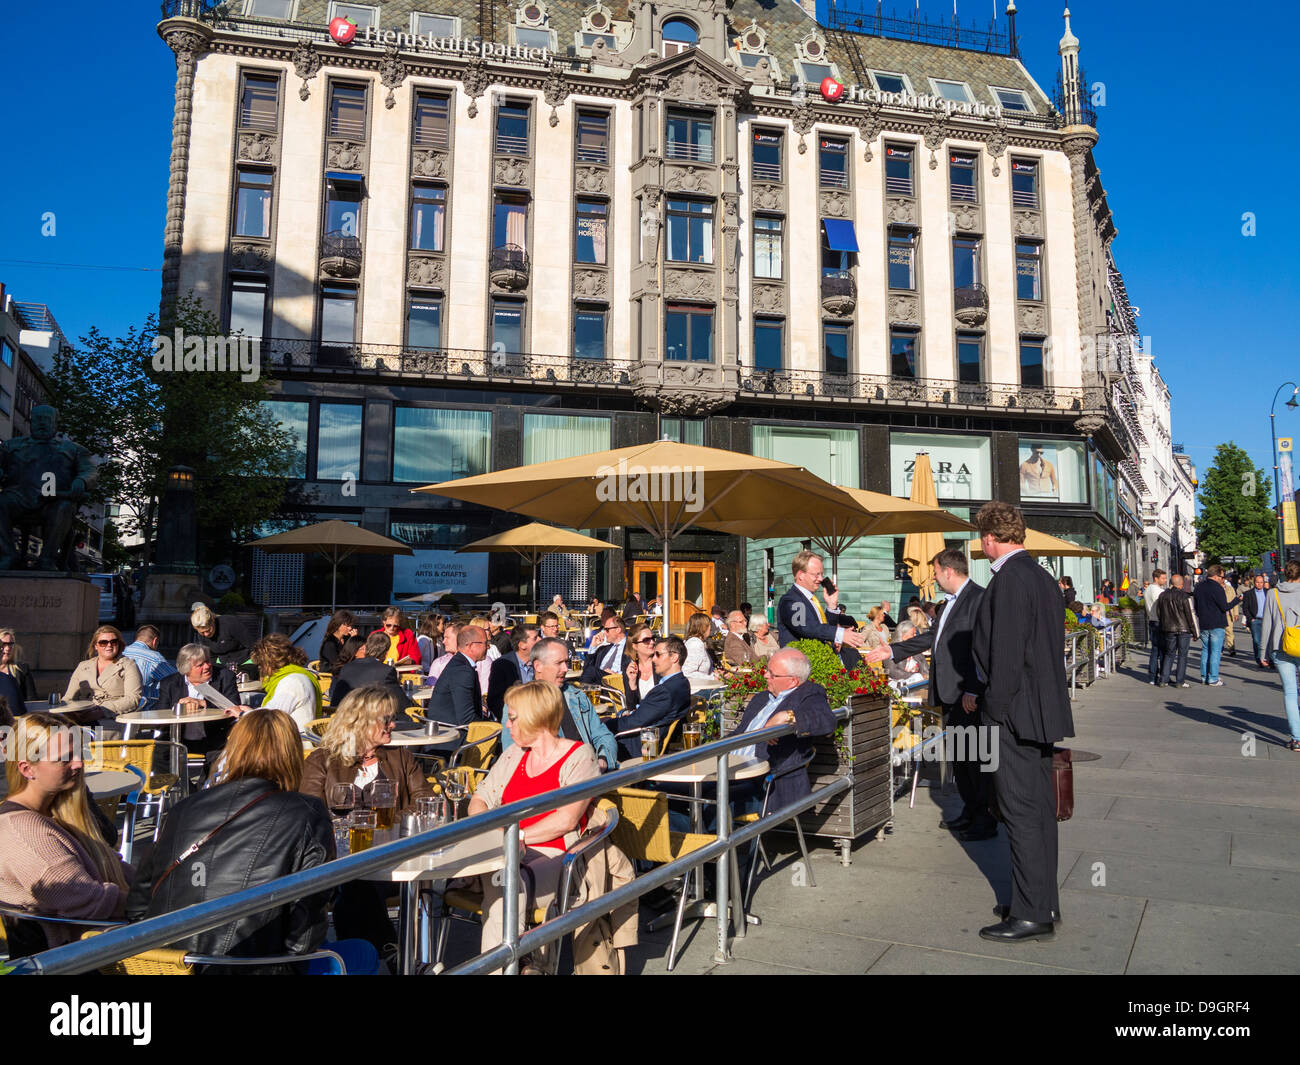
[467,680,598,970]
[369,607,421,666]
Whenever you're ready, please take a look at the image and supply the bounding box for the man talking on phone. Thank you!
[777,549,865,668]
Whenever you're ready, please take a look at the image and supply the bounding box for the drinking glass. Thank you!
[441,776,468,821]
[640,728,660,761]
[683,723,702,750]
[348,809,376,853]
[370,780,397,831]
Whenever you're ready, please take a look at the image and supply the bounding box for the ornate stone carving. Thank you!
[1073,414,1107,438]
[640,202,660,261]
[665,165,713,195]
[407,256,446,287]
[922,114,949,169]
[326,140,365,171]
[820,190,850,219]
[573,269,609,299]
[791,90,814,155]
[1017,304,1046,333]
[951,204,981,233]
[412,149,449,179]
[380,48,407,110]
[462,57,490,118]
[163,28,207,66]
[495,157,529,187]
[237,131,276,163]
[857,103,883,162]
[885,197,917,225]
[986,118,1008,176]
[574,165,609,195]
[752,184,783,212]
[634,365,735,415]
[721,192,739,225]
[292,39,322,101]
[751,284,784,314]
[663,269,714,300]
[1013,209,1042,237]
[543,63,569,127]
[229,242,272,273]
[642,186,663,210]
[665,68,718,103]
[888,294,919,323]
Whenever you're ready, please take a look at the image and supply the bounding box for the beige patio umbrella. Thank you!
[968,528,1105,559]
[901,453,946,601]
[456,522,617,611]
[245,519,413,612]
[703,486,974,584]
[413,440,872,635]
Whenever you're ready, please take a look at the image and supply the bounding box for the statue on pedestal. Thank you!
[0,405,97,572]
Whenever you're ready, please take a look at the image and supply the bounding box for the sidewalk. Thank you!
[633,640,1300,974]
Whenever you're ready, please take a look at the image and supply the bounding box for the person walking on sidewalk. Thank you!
[1193,565,1241,686]
[1222,572,1240,657]
[1156,574,1198,688]
[1143,570,1167,684]
[1260,560,1300,751]
[1241,573,1269,666]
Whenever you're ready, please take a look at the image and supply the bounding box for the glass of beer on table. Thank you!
[370,780,397,831]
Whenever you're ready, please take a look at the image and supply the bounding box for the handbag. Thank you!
[1274,590,1300,657]
[1052,747,1074,822]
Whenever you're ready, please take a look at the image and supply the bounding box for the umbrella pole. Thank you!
[661,537,670,637]
[331,552,338,614]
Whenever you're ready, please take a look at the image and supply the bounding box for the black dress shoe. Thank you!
[957,820,998,842]
[939,813,973,831]
[994,905,1061,925]
[979,918,1055,942]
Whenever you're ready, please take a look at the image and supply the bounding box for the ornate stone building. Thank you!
[157,0,1144,612]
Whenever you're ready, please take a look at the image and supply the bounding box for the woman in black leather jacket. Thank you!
[126,709,372,974]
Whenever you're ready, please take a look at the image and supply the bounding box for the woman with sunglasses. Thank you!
[0,628,37,702]
[63,625,142,726]
[625,623,659,699]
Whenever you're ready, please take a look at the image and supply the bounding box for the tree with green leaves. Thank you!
[1194,442,1276,568]
[48,293,301,574]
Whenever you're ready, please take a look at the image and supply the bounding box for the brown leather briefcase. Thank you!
[1052,747,1074,822]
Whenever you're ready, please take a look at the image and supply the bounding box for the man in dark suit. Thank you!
[777,549,865,668]
[580,615,632,685]
[972,501,1073,943]
[1240,572,1270,665]
[154,643,241,755]
[329,632,414,710]
[486,624,539,717]
[620,593,644,623]
[866,547,993,839]
[615,635,691,760]
[427,624,488,727]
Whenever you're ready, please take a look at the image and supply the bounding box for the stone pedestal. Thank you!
[0,573,98,699]
[140,571,205,656]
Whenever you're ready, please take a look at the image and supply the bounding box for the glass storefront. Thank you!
[889,432,992,500]
[1017,436,1088,503]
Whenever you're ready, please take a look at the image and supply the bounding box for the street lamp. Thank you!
[1271,382,1299,569]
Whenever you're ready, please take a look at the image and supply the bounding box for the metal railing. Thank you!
[949,183,979,204]
[751,161,781,183]
[320,231,362,264]
[575,145,609,164]
[1011,188,1040,210]
[819,168,849,190]
[954,283,989,314]
[665,141,713,163]
[10,711,849,975]
[412,126,451,149]
[884,175,913,197]
[820,270,856,300]
[494,133,529,156]
[160,0,215,18]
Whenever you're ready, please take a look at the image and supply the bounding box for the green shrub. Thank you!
[217,591,246,610]
[1118,596,1141,610]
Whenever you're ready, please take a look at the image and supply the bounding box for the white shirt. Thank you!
[1144,582,1165,621]
[263,672,316,728]
[682,636,713,680]
[599,638,626,674]
[989,546,1026,574]
[737,688,793,762]
[794,584,845,644]
[353,762,379,791]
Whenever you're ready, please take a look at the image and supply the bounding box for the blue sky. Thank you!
[2,1,1295,492]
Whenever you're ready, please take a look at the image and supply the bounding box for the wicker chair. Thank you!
[88,739,187,856]
[78,930,347,975]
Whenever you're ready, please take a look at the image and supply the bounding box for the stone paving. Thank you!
[630,639,1300,975]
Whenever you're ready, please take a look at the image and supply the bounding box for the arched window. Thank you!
[661,17,698,56]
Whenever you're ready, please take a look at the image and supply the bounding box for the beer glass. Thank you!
[370,780,397,831]
[348,809,376,853]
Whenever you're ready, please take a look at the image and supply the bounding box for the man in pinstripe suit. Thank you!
[972,502,1074,943]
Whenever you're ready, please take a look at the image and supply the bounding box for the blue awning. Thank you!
[822,218,859,253]
[325,171,363,183]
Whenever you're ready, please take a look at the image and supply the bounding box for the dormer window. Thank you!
[931,78,974,104]
[662,18,698,57]
[870,70,910,94]
[992,86,1033,113]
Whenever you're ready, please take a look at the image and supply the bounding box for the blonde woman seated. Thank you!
[749,615,781,659]
[63,625,143,727]
[866,606,892,644]
[0,712,133,954]
[906,605,931,634]
[682,612,717,681]
[467,680,599,972]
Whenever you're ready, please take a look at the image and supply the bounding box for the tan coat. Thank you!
[63,656,143,718]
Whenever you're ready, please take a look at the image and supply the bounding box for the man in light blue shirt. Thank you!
[122,624,177,709]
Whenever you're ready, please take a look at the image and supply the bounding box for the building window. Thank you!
[574,199,608,264]
[952,236,982,291]
[492,299,525,354]
[737,52,777,77]
[992,86,1033,113]
[819,136,849,189]
[665,305,713,362]
[412,92,450,148]
[752,216,783,279]
[575,110,609,163]
[870,70,909,94]
[413,12,458,36]
[821,219,857,277]
[956,332,983,384]
[328,2,376,29]
[949,151,979,203]
[753,318,783,371]
[665,110,713,163]
[493,192,528,252]
[888,227,916,290]
[512,24,554,49]
[239,73,279,131]
[661,17,698,56]
[661,417,706,446]
[246,0,294,17]
[325,174,363,237]
[798,62,834,84]
[1016,240,1043,301]
[494,101,530,156]
[890,326,919,379]
[1011,158,1039,209]
[406,295,443,348]
[580,31,617,50]
[0,341,13,368]
[228,277,267,338]
[410,183,445,252]
[393,407,492,483]
[316,401,363,481]
[574,306,606,360]
[931,78,974,104]
[523,413,611,463]
[666,198,713,264]
[823,324,851,375]
[884,143,913,197]
[320,283,357,348]
[328,83,367,139]
[754,425,858,487]
[233,166,273,238]
[1020,337,1045,389]
[262,400,309,478]
[752,129,782,182]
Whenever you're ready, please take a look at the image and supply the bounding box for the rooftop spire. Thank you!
[1059,6,1079,52]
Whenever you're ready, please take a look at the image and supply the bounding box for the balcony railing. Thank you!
[665,141,714,163]
[752,161,781,182]
[575,144,609,164]
[949,184,979,204]
[1011,188,1040,210]
[319,231,362,278]
[954,283,989,326]
[489,244,530,290]
[412,125,450,149]
[160,0,215,18]
[819,168,849,190]
[329,118,367,139]
[495,133,529,156]
[884,175,913,197]
[820,271,856,316]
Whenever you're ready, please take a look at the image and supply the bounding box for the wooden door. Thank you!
[628,561,715,632]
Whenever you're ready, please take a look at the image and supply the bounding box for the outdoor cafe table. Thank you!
[358,827,506,975]
[25,699,99,716]
[383,724,461,748]
[85,770,139,801]
[236,679,263,693]
[117,706,232,741]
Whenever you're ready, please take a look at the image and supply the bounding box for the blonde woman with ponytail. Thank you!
[0,713,132,949]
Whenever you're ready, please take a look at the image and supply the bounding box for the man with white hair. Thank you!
[723,610,756,667]
[154,643,241,755]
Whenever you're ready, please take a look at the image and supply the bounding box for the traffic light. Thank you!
[1151,549,1159,563]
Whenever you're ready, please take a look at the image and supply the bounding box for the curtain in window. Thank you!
[506,203,527,250]
[392,407,491,483]
[753,425,858,488]
[261,400,309,478]
[591,214,606,263]
[522,413,612,464]
[317,402,363,480]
